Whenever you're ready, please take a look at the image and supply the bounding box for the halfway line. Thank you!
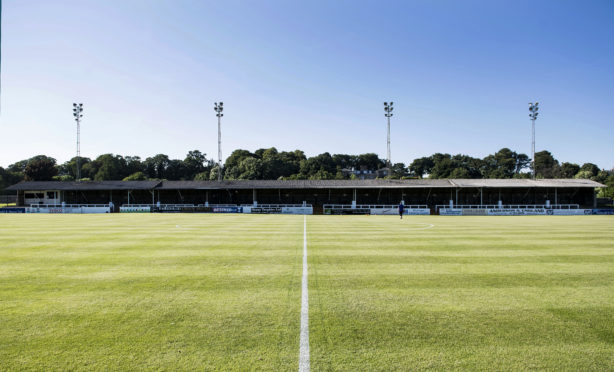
[299,215,310,372]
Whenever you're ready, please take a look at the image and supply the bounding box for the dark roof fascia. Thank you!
[5,181,161,191]
[6,178,604,191]
[157,180,455,190]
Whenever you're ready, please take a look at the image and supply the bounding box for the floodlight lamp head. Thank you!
[384,102,388,106]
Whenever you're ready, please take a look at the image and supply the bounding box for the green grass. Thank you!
[308,216,614,371]
[1,215,613,371]
[0,215,303,371]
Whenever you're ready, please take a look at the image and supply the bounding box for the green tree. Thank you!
[194,172,209,181]
[24,155,58,181]
[560,162,580,178]
[0,165,25,189]
[123,172,147,181]
[144,154,170,179]
[124,156,144,176]
[409,156,435,178]
[332,154,356,169]
[209,166,222,180]
[7,159,29,174]
[299,152,336,178]
[579,163,600,178]
[481,148,527,178]
[308,169,334,180]
[534,151,560,178]
[237,157,263,179]
[224,149,254,170]
[597,173,614,199]
[58,156,92,180]
[183,150,209,180]
[93,154,125,181]
[165,159,186,180]
[390,162,407,178]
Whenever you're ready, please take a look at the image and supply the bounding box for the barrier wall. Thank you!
[487,208,547,216]
[0,207,26,213]
[551,209,593,215]
[592,209,614,215]
[27,206,111,214]
[369,208,430,215]
[439,208,463,216]
[324,208,371,215]
[242,206,313,214]
[120,206,151,213]
[212,206,243,213]
[440,208,597,216]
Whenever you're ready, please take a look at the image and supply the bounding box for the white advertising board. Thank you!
[281,206,313,215]
[440,208,595,216]
[243,206,313,214]
[28,206,111,214]
[120,206,151,213]
[486,209,547,216]
[370,208,430,215]
[550,209,593,215]
[439,208,463,216]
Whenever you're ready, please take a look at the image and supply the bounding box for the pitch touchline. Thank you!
[299,215,310,372]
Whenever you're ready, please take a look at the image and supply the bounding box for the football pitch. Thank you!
[1,215,613,371]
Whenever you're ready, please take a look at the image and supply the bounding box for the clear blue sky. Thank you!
[1,0,613,169]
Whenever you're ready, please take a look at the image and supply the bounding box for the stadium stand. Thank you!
[4,179,604,214]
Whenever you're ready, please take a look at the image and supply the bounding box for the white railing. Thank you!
[435,204,579,211]
[121,204,237,208]
[323,204,427,209]
[241,204,313,208]
[28,204,110,208]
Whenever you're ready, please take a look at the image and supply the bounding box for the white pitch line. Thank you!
[299,215,310,372]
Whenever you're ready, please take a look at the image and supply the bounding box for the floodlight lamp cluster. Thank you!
[214,102,224,117]
[73,103,84,120]
[528,102,539,120]
[383,101,394,117]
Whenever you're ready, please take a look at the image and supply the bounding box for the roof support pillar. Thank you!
[456,188,458,207]
[253,189,257,206]
[352,188,357,209]
[480,187,483,206]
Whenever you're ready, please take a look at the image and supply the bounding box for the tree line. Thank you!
[1,147,612,198]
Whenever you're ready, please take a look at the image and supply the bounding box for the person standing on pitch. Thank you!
[398,201,404,219]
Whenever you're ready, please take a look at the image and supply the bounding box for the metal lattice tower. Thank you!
[72,103,83,181]
[529,102,539,179]
[214,102,224,181]
[383,102,394,169]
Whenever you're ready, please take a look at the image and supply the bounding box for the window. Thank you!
[47,191,58,199]
[25,193,44,199]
